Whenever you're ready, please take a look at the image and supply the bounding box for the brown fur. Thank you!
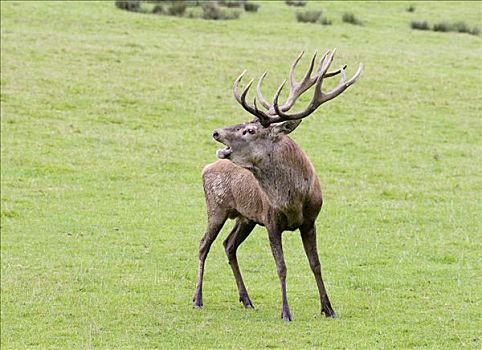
[193,49,362,321]
[202,159,266,224]
[193,130,336,321]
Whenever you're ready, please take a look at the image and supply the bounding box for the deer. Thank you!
[193,49,363,321]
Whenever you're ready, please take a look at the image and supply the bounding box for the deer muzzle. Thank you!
[213,129,232,159]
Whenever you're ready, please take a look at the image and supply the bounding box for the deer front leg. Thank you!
[223,219,256,308]
[267,228,292,322]
[193,214,227,309]
[300,223,337,318]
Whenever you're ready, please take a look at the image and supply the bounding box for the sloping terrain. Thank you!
[1,1,481,348]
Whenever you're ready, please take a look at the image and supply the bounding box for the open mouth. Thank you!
[212,131,232,159]
[216,146,232,159]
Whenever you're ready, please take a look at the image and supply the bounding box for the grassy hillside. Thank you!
[1,1,481,348]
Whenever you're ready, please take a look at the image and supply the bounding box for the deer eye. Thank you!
[248,128,255,134]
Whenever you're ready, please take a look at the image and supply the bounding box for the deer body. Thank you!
[193,50,362,321]
[203,134,322,231]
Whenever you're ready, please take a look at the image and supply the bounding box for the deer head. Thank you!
[212,119,301,169]
[213,49,363,169]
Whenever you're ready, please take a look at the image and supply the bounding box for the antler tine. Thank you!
[253,97,271,127]
[272,50,363,122]
[279,51,315,112]
[320,49,336,78]
[308,49,336,103]
[289,51,304,87]
[324,64,347,78]
[301,51,318,86]
[240,78,255,106]
[256,71,271,110]
[233,70,271,122]
[279,50,339,113]
[272,79,287,116]
[316,50,330,75]
[321,63,364,102]
[233,70,248,105]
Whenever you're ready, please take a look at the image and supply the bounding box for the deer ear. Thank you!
[270,120,302,136]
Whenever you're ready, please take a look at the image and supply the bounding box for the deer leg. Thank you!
[267,228,292,322]
[300,224,337,318]
[193,213,227,309]
[223,218,256,308]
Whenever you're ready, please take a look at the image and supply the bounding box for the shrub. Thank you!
[244,2,259,12]
[285,0,306,7]
[320,17,332,25]
[410,19,479,36]
[432,21,453,32]
[406,5,416,12]
[410,20,429,30]
[296,10,321,23]
[218,0,245,8]
[432,21,479,36]
[453,21,471,33]
[342,12,362,25]
[115,0,142,12]
[201,1,240,20]
[186,10,198,18]
[152,4,165,14]
[167,2,187,16]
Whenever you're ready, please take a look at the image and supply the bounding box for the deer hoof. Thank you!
[240,296,254,309]
[322,309,337,319]
[193,298,203,309]
[244,302,254,309]
[281,311,293,322]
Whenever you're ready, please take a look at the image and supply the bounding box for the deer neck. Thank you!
[250,137,317,210]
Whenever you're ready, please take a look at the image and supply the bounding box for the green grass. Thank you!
[1,1,481,348]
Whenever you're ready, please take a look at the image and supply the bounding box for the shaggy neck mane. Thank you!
[251,136,316,209]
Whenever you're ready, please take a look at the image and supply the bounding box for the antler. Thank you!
[233,49,363,127]
[233,71,272,126]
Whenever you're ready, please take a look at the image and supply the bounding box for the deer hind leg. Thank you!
[193,210,228,309]
[223,218,256,308]
[300,223,337,318]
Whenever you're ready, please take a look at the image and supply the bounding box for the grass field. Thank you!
[1,1,481,348]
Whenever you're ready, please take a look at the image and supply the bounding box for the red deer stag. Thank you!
[193,49,363,321]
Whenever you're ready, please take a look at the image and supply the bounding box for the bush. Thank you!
[285,0,306,7]
[432,21,453,32]
[410,19,479,36]
[244,2,259,12]
[296,10,321,23]
[167,2,187,16]
[470,27,480,36]
[432,21,480,36]
[406,5,416,12]
[152,4,165,14]
[320,17,332,25]
[410,20,429,30]
[201,1,240,20]
[186,10,198,18]
[342,12,362,25]
[115,0,142,12]
[218,0,245,7]
[453,21,471,33]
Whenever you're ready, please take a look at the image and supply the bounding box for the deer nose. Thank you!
[212,130,220,140]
